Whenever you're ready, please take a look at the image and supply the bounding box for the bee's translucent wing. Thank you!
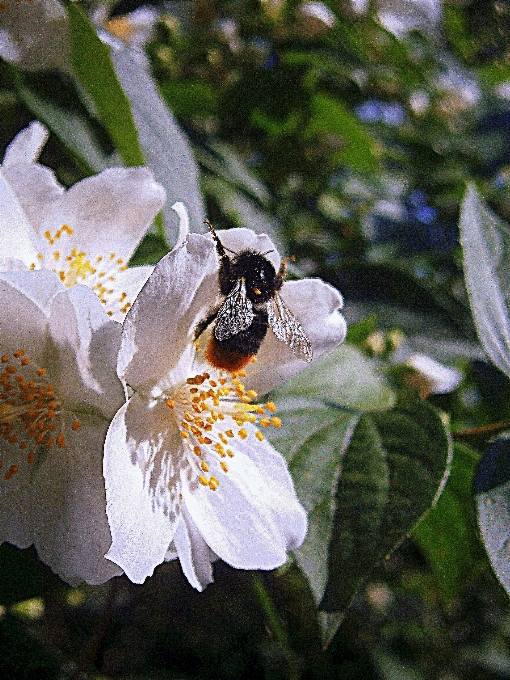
[214,278,255,341]
[267,293,313,362]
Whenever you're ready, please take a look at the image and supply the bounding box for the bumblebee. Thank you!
[194,220,313,372]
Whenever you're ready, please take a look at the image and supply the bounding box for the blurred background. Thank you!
[3,0,510,678]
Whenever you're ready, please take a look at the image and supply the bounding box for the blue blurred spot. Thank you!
[381,103,405,126]
[262,50,279,70]
[355,100,383,123]
[408,189,428,207]
[415,206,437,225]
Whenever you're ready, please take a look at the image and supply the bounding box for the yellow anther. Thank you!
[200,461,209,473]
[260,418,271,427]
[180,431,189,439]
[271,417,282,428]
[265,402,277,412]
[238,428,248,439]
[247,390,258,399]
[220,461,228,472]
[209,477,219,491]
[198,475,209,486]
[5,464,18,480]
[166,398,175,409]
[256,430,265,441]
[193,445,202,457]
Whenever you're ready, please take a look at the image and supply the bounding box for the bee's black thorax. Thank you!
[216,307,268,356]
[219,250,282,303]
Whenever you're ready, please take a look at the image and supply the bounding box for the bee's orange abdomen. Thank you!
[205,337,254,372]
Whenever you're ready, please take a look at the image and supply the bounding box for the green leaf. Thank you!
[476,435,510,596]
[323,401,451,612]
[270,398,360,606]
[271,395,450,624]
[305,93,379,173]
[12,69,115,175]
[413,443,486,608]
[345,315,378,348]
[66,2,145,168]
[274,343,395,411]
[202,175,283,248]
[459,184,510,379]
[197,140,271,205]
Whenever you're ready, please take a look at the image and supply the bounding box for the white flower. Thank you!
[1,121,166,321]
[103,220,347,589]
[376,0,442,38]
[0,269,125,585]
[404,354,462,395]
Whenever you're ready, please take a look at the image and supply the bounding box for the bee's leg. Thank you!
[193,306,220,340]
[275,255,296,290]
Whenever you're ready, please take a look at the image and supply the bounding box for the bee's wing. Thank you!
[266,293,313,362]
[214,278,255,341]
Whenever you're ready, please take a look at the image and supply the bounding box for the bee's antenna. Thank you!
[205,218,230,259]
[277,255,296,279]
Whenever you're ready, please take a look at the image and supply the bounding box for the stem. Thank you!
[453,420,510,442]
[77,576,119,670]
[251,572,301,680]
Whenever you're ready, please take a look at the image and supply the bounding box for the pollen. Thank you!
[167,369,282,491]
[28,226,133,319]
[0,350,74,482]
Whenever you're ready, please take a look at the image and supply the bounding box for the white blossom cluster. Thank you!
[0,123,347,589]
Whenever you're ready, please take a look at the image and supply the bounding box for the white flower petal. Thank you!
[3,120,48,167]
[0,270,62,362]
[120,234,218,390]
[104,396,181,583]
[3,163,65,233]
[48,284,124,411]
[109,265,154,322]
[214,227,281,271]
[244,278,347,395]
[404,354,462,394]
[102,34,205,244]
[233,435,308,552]
[32,417,122,586]
[38,167,166,262]
[0,169,40,266]
[183,434,306,570]
[0,272,124,585]
[172,506,214,591]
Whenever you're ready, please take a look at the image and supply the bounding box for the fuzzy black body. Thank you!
[219,250,283,304]
[195,221,313,371]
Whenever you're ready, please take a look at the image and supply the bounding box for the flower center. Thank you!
[166,368,281,491]
[29,225,132,318]
[0,350,81,481]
